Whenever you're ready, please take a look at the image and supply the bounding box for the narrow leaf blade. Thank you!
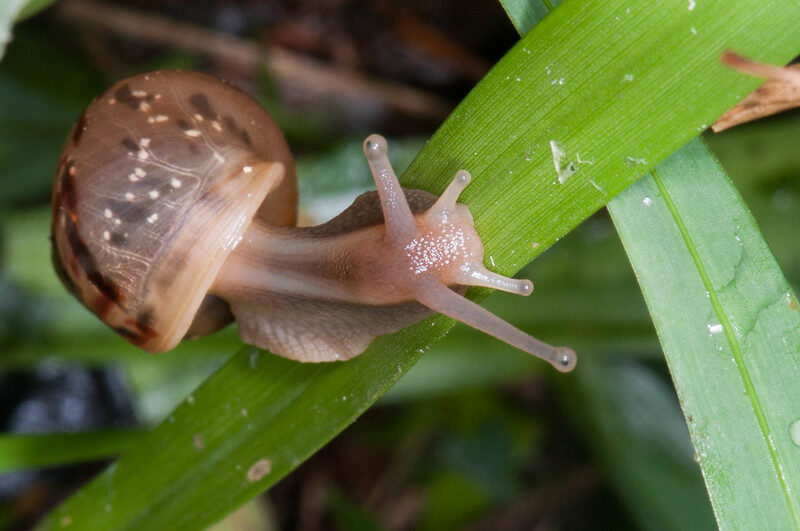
[608,139,800,528]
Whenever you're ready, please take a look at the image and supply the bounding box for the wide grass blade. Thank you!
[609,139,800,528]
[44,0,800,528]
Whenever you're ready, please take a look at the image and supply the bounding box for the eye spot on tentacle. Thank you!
[363,134,388,159]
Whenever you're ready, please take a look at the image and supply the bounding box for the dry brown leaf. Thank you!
[712,52,800,132]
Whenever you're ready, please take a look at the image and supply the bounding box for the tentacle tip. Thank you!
[455,170,471,186]
[551,347,577,373]
[519,279,533,296]
[364,134,388,160]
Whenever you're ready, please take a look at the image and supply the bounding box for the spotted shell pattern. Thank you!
[52,71,297,352]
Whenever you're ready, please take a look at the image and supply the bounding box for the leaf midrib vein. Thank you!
[651,168,799,526]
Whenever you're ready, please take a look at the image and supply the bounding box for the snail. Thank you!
[51,70,576,372]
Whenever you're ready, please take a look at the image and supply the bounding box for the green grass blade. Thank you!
[706,118,800,286]
[0,430,144,473]
[500,2,714,528]
[500,0,551,33]
[608,139,800,528]
[45,0,800,528]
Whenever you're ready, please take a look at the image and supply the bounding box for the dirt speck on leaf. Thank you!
[247,458,272,482]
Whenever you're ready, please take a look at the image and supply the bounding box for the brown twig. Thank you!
[394,14,490,82]
[57,0,453,120]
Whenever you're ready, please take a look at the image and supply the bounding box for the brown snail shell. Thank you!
[51,70,296,352]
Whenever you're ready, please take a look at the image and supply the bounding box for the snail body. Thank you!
[52,71,576,372]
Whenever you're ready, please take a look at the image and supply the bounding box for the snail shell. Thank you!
[52,71,296,351]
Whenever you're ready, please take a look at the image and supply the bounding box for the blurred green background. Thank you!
[1,1,799,529]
